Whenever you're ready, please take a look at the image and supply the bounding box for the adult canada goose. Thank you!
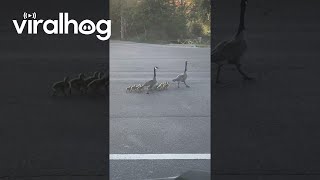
[69,73,86,94]
[142,66,158,94]
[212,0,253,83]
[172,61,190,88]
[51,76,70,96]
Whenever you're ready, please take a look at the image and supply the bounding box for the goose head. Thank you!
[242,0,248,16]
[79,73,85,79]
[241,0,248,13]
[101,74,107,80]
[93,71,99,78]
[242,0,248,5]
[99,72,105,79]
[236,0,248,37]
[153,66,158,79]
[64,76,69,82]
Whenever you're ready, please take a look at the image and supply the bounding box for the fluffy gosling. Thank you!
[51,76,70,96]
[87,73,106,94]
[69,73,86,94]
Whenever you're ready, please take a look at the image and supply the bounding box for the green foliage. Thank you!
[188,22,203,37]
[110,0,210,44]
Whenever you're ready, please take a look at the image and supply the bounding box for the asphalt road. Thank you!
[110,41,211,180]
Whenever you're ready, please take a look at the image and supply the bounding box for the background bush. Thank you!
[110,0,210,44]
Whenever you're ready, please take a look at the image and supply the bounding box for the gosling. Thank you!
[82,71,100,94]
[69,73,86,94]
[131,84,139,92]
[87,73,106,94]
[137,84,144,93]
[126,86,132,93]
[156,83,165,91]
[163,82,170,90]
[51,76,70,96]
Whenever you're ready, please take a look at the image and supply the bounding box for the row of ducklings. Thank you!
[51,71,107,96]
[126,82,169,93]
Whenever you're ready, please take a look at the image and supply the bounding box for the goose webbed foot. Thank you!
[183,82,190,88]
[146,86,152,94]
[215,64,223,84]
[235,64,253,81]
[243,76,254,81]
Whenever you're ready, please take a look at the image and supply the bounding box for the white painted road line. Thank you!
[109,154,211,160]
[144,177,177,180]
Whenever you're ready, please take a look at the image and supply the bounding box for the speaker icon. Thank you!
[23,12,36,19]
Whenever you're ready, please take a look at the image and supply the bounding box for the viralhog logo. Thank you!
[13,12,111,41]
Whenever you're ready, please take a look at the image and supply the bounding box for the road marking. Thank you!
[144,177,177,180]
[110,154,211,160]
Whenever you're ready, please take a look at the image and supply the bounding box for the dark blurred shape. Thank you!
[175,170,210,180]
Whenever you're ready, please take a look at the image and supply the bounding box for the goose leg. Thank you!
[146,86,151,94]
[81,86,87,94]
[82,88,87,95]
[79,87,84,94]
[216,65,223,84]
[183,81,190,88]
[235,64,253,80]
[62,89,67,96]
[51,90,56,97]
[98,87,105,96]
[178,82,180,88]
